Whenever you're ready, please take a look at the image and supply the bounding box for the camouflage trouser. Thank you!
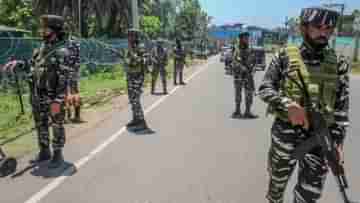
[267,118,329,203]
[233,74,255,109]
[31,93,66,150]
[173,60,185,84]
[152,65,167,91]
[66,80,81,108]
[127,72,145,120]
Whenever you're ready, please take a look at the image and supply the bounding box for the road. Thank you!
[0,55,359,203]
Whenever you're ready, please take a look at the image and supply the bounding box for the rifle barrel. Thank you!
[14,69,25,115]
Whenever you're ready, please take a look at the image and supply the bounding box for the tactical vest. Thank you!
[31,41,67,92]
[270,46,338,124]
[232,47,252,76]
[155,48,167,65]
[127,46,147,73]
[174,47,185,62]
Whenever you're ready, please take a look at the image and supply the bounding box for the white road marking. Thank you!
[24,58,214,203]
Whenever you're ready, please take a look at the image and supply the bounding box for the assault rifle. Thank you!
[13,64,25,115]
[3,60,26,117]
[284,68,357,203]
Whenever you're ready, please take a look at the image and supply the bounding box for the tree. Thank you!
[31,0,129,37]
[175,0,203,40]
[0,0,209,39]
[353,9,360,17]
[150,0,177,38]
[0,0,36,35]
[140,15,161,39]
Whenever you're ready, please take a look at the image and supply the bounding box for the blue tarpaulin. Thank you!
[208,30,242,39]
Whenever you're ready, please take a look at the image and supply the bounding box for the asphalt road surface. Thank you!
[1,55,359,203]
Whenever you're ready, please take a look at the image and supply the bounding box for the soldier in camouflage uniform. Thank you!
[258,7,350,203]
[65,37,81,123]
[125,29,151,132]
[231,32,257,119]
[4,15,73,168]
[151,40,168,95]
[173,38,186,85]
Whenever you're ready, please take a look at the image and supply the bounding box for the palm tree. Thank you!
[31,0,171,37]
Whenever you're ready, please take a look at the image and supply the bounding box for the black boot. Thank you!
[131,119,150,132]
[179,72,186,85]
[231,103,241,118]
[126,118,138,129]
[30,146,51,163]
[49,149,64,168]
[151,81,156,95]
[173,70,178,85]
[243,107,258,119]
[163,81,168,94]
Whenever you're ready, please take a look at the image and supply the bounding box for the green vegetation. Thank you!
[351,61,360,74]
[140,16,161,39]
[0,0,210,39]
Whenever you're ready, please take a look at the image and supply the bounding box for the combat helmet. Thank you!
[300,7,339,27]
[40,15,65,32]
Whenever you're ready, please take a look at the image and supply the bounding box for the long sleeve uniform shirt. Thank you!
[258,43,350,144]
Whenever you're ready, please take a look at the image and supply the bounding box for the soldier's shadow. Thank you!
[65,120,88,125]
[151,92,167,96]
[230,115,260,120]
[128,128,156,136]
[11,161,77,179]
[30,161,77,178]
[241,116,259,120]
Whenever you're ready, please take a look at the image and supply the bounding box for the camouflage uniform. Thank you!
[10,15,74,168]
[231,33,257,118]
[29,41,70,150]
[65,37,81,122]
[173,39,186,85]
[258,8,350,203]
[151,41,168,94]
[125,29,150,132]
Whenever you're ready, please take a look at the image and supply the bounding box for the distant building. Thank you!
[209,23,244,40]
[246,26,271,46]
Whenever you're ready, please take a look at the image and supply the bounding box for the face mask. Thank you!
[304,32,329,51]
[40,27,57,43]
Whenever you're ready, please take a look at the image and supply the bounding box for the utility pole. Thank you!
[285,16,289,44]
[78,0,82,37]
[353,14,360,62]
[131,0,139,29]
